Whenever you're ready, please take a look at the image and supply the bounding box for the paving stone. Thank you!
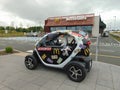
[51,72,67,83]
[19,83,41,90]
[77,83,95,90]
[97,80,113,89]
[41,80,62,90]
[31,76,50,86]
[58,84,76,90]
[0,54,120,90]
[95,85,113,90]
[0,86,13,90]
[0,84,4,89]
[63,79,80,87]
[96,62,113,88]
[97,71,113,88]
[9,71,39,83]
[2,78,28,90]
[111,67,120,90]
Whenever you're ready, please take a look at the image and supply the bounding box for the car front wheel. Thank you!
[25,55,38,70]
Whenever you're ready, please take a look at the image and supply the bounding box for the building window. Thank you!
[66,26,76,30]
[50,27,66,31]
[76,26,82,30]
[50,26,92,34]
[50,27,56,31]
[81,26,92,33]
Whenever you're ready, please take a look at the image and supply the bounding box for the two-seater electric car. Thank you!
[25,30,92,82]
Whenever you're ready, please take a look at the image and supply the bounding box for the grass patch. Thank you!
[110,34,120,42]
[0,47,19,55]
[112,32,120,34]
[0,32,24,37]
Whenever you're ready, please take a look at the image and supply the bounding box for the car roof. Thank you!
[50,30,83,38]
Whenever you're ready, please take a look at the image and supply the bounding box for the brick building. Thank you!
[44,13,106,37]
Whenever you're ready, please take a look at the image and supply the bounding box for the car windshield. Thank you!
[79,31,87,37]
[47,32,59,40]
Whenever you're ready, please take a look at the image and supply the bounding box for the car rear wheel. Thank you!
[25,55,38,70]
[87,60,92,72]
[65,61,87,82]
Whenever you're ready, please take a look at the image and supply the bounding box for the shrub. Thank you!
[5,47,13,53]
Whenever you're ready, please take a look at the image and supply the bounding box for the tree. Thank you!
[0,26,5,30]
[28,26,43,32]
[6,26,15,30]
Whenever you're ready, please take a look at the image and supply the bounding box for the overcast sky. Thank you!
[0,0,120,29]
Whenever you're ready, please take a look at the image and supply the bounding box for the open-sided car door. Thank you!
[36,33,76,65]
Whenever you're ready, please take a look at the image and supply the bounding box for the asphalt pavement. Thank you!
[0,39,35,52]
[90,36,120,66]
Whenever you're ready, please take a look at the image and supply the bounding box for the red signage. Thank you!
[72,32,82,37]
[48,13,94,20]
[38,47,52,51]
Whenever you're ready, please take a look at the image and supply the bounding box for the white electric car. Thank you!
[25,30,92,82]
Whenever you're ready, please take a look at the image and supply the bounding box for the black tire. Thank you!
[25,55,38,70]
[65,61,87,82]
[87,60,92,72]
[33,50,41,63]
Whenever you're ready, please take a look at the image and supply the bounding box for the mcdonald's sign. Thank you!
[53,48,60,55]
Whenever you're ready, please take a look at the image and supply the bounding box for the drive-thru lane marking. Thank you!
[92,53,120,59]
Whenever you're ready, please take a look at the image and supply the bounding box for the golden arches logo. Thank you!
[84,48,90,56]
[54,18,60,23]
[41,54,47,60]
[53,48,60,55]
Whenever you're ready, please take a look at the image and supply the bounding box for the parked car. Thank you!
[24,30,92,82]
[102,31,109,37]
[26,32,38,37]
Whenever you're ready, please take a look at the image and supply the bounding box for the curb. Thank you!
[13,49,30,56]
[0,49,30,57]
